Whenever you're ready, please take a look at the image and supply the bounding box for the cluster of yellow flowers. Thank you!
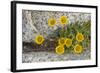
[56,38,72,55]
[48,16,69,27]
[56,32,84,55]
[75,32,84,54]
[34,15,85,55]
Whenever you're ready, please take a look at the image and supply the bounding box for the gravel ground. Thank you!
[22,48,90,63]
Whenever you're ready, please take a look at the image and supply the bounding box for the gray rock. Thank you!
[22,10,91,42]
[22,48,90,63]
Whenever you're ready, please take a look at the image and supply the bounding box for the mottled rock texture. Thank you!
[22,10,91,42]
[22,10,91,63]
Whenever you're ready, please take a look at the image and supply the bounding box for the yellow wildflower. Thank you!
[65,38,72,47]
[76,33,84,42]
[58,38,66,46]
[35,35,44,45]
[59,16,68,25]
[48,18,56,27]
[74,44,83,54]
[55,45,65,55]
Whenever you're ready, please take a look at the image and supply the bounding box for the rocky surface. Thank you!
[22,10,91,42]
[22,10,91,63]
[22,48,90,63]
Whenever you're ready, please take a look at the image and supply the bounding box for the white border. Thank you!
[16,4,96,70]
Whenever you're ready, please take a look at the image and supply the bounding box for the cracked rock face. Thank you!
[22,10,91,42]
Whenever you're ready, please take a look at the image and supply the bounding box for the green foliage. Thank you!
[48,27,62,39]
[48,20,91,50]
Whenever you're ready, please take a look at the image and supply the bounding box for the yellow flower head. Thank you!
[35,35,44,45]
[76,33,84,42]
[74,44,83,54]
[58,38,66,46]
[55,45,65,55]
[59,16,68,25]
[65,38,72,47]
[48,18,56,27]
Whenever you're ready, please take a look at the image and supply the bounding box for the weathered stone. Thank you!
[22,10,91,42]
